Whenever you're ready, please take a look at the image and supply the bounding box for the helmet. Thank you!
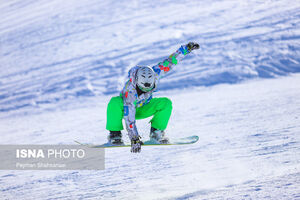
[136,66,155,92]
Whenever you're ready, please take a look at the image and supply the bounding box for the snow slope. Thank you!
[1,73,300,200]
[0,0,300,114]
[0,0,300,199]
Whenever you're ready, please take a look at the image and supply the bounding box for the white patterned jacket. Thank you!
[120,44,192,140]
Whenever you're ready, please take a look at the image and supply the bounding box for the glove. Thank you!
[130,136,143,153]
[187,42,200,52]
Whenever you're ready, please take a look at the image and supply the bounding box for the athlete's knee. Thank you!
[162,97,172,110]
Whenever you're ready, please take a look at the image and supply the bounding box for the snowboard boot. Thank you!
[150,127,169,144]
[108,131,124,145]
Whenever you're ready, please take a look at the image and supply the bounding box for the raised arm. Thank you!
[152,42,199,79]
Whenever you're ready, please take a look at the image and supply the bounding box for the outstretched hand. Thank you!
[187,42,200,52]
[130,136,143,153]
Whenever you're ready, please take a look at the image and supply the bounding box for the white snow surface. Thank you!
[1,73,300,200]
[0,0,300,199]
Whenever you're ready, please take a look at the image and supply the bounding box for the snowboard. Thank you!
[74,135,199,148]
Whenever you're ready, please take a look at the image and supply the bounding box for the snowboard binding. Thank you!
[108,131,124,145]
[149,127,169,144]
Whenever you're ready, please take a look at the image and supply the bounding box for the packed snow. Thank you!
[0,0,300,199]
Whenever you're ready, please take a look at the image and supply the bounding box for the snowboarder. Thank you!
[106,42,200,153]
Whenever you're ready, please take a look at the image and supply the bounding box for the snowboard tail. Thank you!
[74,135,199,148]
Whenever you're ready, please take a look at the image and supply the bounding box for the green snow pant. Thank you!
[106,96,172,131]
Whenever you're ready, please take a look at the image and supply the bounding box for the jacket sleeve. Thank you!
[122,83,139,140]
[152,44,191,79]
